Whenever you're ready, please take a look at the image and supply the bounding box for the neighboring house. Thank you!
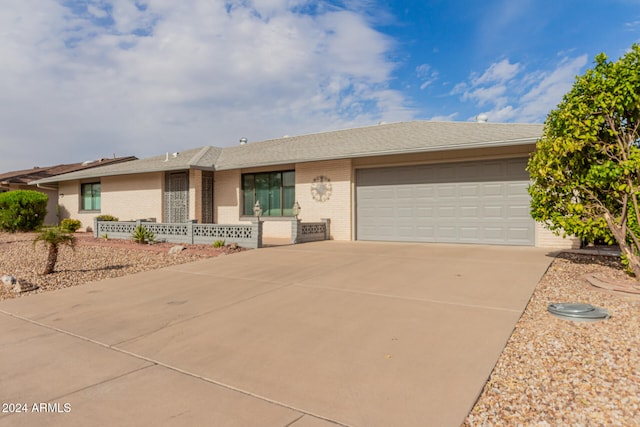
[31,121,579,248]
[0,157,136,225]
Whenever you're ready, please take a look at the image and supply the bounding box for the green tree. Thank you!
[528,44,640,278]
[33,227,76,275]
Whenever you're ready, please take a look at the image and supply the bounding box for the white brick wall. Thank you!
[295,159,352,240]
[57,173,163,231]
[102,173,163,222]
[212,161,352,240]
[189,169,201,222]
[535,222,581,249]
[214,169,245,225]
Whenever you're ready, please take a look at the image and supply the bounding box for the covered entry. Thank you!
[356,158,534,245]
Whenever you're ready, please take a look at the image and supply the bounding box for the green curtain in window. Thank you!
[93,183,101,210]
[282,171,295,216]
[81,183,101,211]
[242,171,295,216]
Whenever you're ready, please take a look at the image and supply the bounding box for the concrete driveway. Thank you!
[0,241,554,426]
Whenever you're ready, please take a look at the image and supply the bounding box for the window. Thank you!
[242,171,295,216]
[81,182,101,211]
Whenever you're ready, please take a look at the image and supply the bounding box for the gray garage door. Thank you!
[356,158,534,245]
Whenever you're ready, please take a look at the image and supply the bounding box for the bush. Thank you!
[60,218,82,233]
[213,239,226,248]
[0,190,48,232]
[131,225,155,244]
[96,214,119,221]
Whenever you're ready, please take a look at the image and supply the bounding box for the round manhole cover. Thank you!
[548,303,609,322]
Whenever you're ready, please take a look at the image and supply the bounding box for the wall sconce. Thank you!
[292,201,301,218]
[253,200,263,218]
[59,194,64,199]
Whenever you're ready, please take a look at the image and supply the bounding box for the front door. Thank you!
[164,172,189,223]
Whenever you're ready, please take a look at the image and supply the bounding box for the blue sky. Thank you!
[1,0,639,172]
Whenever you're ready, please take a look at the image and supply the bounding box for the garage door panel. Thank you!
[507,205,530,219]
[459,184,481,197]
[460,227,481,239]
[437,226,457,239]
[437,206,456,218]
[506,182,529,195]
[460,206,479,217]
[482,183,505,197]
[482,206,505,219]
[414,186,435,198]
[437,185,457,198]
[356,158,534,245]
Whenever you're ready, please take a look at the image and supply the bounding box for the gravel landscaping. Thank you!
[1,232,638,424]
[0,232,244,301]
[464,253,640,426]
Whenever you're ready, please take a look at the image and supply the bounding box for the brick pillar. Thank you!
[291,218,301,244]
[321,218,331,240]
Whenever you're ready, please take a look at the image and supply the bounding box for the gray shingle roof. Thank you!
[214,121,542,170]
[33,121,542,184]
[34,146,221,184]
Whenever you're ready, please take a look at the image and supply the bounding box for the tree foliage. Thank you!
[0,190,48,232]
[528,44,640,277]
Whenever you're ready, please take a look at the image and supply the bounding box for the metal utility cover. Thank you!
[548,303,610,322]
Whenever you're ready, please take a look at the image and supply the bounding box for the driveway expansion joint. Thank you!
[0,309,351,427]
[293,283,525,314]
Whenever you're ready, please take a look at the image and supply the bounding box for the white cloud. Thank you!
[453,54,588,123]
[516,55,587,122]
[416,64,439,90]
[462,84,508,107]
[471,59,521,85]
[0,0,414,171]
[429,112,458,122]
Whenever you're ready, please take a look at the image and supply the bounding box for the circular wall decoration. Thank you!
[311,175,332,202]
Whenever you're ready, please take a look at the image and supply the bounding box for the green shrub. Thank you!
[213,239,226,248]
[96,214,119,221]
[131,225,155,244]
[0,190,48,232]
[60,218,82,233]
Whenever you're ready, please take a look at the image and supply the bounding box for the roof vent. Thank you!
[82,160,97,166]
[239,137,248,145]
[475,114,488,123]
[548,303,609,322]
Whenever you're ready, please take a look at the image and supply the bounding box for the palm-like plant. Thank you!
[33,227,76,274]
